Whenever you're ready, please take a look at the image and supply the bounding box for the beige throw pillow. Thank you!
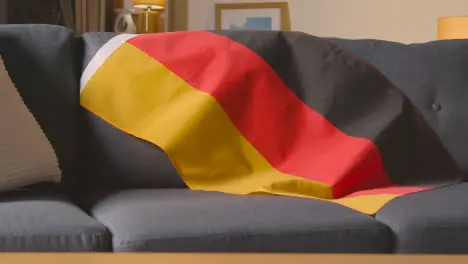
[0,55,61,191]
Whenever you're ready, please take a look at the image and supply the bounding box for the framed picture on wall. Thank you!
[215,2,290,31]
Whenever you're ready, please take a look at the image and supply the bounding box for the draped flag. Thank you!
[80,31,464,214]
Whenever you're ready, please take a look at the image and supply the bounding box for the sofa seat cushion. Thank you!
[90,189,391,253]
[376,182,468,253]
[0,187,111,252]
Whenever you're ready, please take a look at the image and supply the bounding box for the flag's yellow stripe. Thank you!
[335,194,399,215]
[80,42,401,214]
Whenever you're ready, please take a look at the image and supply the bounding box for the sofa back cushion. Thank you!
[78,33,185,190]
[331,38,468,173]
[0,25,79,189]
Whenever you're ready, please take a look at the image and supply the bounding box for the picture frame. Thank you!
[215,2,291,31]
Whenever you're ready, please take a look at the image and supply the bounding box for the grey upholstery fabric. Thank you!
[376,183,468,253]
[78,33,185,190]
[0,25,112,252]
[0,187,111,251]
[90,189,391,253]
[331,38,468,254]
[0,25,80,190]
[331,38,468,174]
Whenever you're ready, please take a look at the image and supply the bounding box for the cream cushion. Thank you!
[0,55,61,191]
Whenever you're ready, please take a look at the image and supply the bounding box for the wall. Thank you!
[188,0,468,43]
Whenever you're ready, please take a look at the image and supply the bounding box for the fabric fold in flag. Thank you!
[80,31,464,215]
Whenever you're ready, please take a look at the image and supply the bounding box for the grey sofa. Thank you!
[1,24,467,253]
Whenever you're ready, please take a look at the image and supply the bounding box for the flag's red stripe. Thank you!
[127,31,423,197]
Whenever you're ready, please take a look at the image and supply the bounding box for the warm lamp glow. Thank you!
[438,16,468,40]
[133,0,166,9]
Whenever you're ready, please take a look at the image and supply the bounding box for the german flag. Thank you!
[80,31,464,214]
